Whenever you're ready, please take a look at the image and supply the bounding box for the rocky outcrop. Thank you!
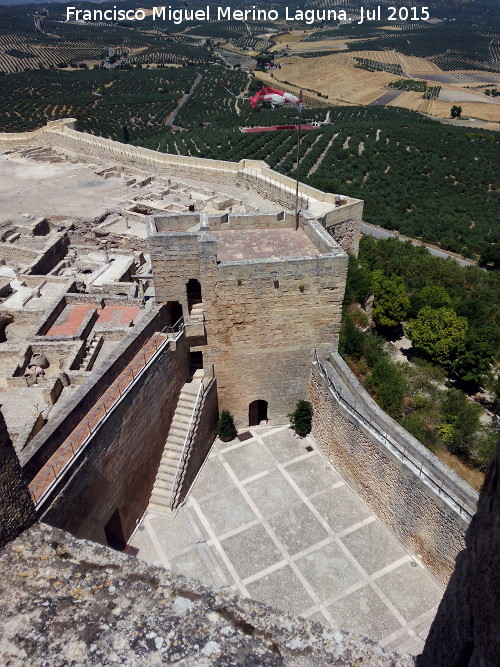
[0,523,414,666]
[418,442,500,667]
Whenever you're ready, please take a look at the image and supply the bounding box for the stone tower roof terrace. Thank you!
[212,228,319,261]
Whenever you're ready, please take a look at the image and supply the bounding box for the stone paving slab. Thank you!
[212,228,319,261]
[130,425,443,656]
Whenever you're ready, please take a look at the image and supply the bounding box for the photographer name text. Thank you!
[65,6,431,27]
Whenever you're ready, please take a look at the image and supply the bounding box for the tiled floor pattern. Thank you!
[46,303,140,336]
[130,425,443,656]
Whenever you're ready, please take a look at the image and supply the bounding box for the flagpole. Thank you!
[294,90,303,231]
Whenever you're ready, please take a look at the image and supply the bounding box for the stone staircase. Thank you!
[81,334,101,371]
[189,302,203,320]
[148,370,203,513]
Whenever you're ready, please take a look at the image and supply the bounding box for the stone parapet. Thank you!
[0,522,414,666]
[310,353,478,585]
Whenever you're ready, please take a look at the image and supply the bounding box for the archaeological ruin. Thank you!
[0,119,490,665]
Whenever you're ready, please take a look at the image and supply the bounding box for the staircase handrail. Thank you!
[168,364,215,508]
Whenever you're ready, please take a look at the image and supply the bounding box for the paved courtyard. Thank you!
[130,425,443,655]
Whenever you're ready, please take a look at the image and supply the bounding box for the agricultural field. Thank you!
[0,33,108,73]
[355,58,405,76]
[0,68,198,141]
[261,51,500,121]
[142,103,499,263]
[345,23,500,72]
[0,3,216,73]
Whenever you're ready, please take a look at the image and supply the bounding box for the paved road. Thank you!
[361,223,477,268]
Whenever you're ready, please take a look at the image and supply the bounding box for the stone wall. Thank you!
[309,354,478,585]
[418,442,500,666]
[0,120,363,251]
[149,225,206,317]
[204,254,346,427]
[40,336,190,545]
[0,523,413,666]
[20,305,164,477]
[0,409,36,548]
[323,204,364,255]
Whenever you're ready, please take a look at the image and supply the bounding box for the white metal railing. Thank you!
[168,364,215,509]
[313,351,476,520]
[29,319,185,507]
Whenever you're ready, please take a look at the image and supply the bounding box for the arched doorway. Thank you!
[249,400,268,426]
[186,279,202,314]
[166,301,183,327]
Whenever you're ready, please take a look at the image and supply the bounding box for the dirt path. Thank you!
[235,73,252,116]
[165,73,202,127]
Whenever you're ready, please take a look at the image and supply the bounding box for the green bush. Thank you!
[289,400,313,436]
[217,410,237,441]
[366,359,405,418]
[339,315,365,359]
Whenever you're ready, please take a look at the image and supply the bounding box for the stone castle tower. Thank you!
[149,209,350,427]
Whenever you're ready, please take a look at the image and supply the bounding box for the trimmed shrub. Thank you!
[217,410,236,442]
[289,400,313,436]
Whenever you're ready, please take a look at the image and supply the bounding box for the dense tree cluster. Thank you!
[339,239,499,479]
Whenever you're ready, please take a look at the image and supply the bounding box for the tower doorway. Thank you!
[186,279,202,314]
[166,301,183,327]
[249,400,268,426]
[189,350,203,375]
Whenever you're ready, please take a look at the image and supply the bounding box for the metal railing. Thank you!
[168,364,215,510]
[313,351,476,521]
[29,319,185,506]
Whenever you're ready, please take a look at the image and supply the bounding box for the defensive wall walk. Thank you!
[311,351,479,585]
[0,119,363,224]
[28,328,178,506]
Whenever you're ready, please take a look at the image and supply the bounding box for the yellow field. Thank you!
[351,50,442,74]
[220,41,259,57]
[261,51,500,121]
[428,101,500,122]
[271,30,314,45]
[285,39,348,53]
[270,53,400,104]
[385,92,500,121]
